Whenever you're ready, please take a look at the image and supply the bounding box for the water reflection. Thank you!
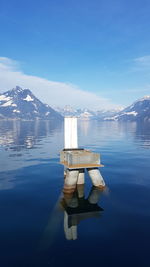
[0,120,63,173]
[60,185,104,240]
[0,120,63,150]
[78,119,90,137]
[135,122,150,148]
[0,120,150,152]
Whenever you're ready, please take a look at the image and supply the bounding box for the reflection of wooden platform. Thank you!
[62,200,103,215]
[61,196,104,227]
[60,161,104,170]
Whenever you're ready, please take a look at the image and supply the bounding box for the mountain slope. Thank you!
[0,86,63,120]
[104,96,150,122]
[55,105,123,120]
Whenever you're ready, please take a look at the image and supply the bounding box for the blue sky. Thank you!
[0,0,150,109]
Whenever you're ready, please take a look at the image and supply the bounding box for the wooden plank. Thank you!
[60,161,104,169]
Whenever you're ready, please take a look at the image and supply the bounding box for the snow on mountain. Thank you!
[23,95,34,101]
[55,106,98,119]
[54,105,122,120]
[0,86,63,120]
[137,95,150,101]
[1,87,149,122]
[104,96,150,122]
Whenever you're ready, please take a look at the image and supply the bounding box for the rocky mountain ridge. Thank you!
[104,96,150,122]
[0,86,150,122]
[55,105,123,120]
[0,86,62,120]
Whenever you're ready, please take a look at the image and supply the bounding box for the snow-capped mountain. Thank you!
[95,108,123,120]
[104,96,150,122]
[55,105,78,117]
[0,86,62,120]
[1,87,149,122]
[55,106,96,119]
[55,105,122,120]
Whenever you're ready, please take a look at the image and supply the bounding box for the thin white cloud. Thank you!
[0,57,19,71]
[0,57,119,110]
[134,55,150,66]
[132,55,150,72]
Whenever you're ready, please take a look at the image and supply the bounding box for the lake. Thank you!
[0,120,150,267]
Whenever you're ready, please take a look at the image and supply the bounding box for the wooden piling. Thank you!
[64,117,78,149]
[61,117,106,193]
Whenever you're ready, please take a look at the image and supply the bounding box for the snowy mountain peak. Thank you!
[0,86,62,120]
[6,86,33,98]
[138,95,150,102]
[105,95,150,122]
[13,86,23,92]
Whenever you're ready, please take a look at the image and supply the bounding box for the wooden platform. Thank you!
[60,161,104,169]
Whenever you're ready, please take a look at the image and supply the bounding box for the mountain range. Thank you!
[55,106,123,120]
[104,96,150,122]
[56,96,150,122]
[0,86,150,122]
[0,86,62,120]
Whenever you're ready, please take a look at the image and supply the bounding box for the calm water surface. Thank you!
[0,120,150,267]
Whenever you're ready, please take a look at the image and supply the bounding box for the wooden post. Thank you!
[88,186,102,204]
[64,117,78,149]
[63,169,79,193]
[77,169,85,185]
[87,168,105,189]
[63,117,79,193]
[62,117,105,193]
